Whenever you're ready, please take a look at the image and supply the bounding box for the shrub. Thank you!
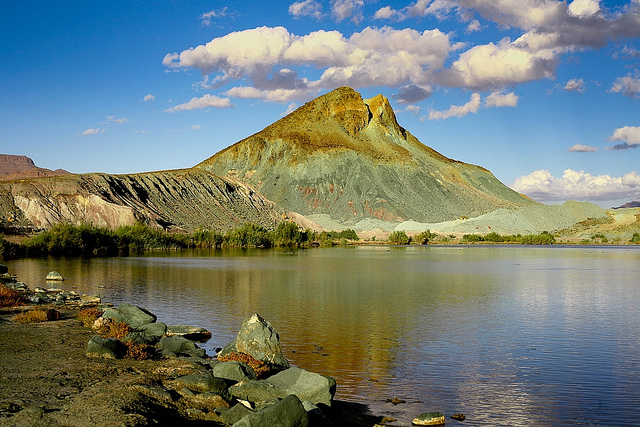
[12,308,58,324]
[630,233,640,244]
[124,342,155,360]
[0,284,25,308]
[224,223,272,248]
[191,228,224,248]
[272,221,302,247]
[462,234,483,242]
[77,307,104,327]
[414,230,437,244]
[388,231,410,245]
[218,351,272,379]
[96,320,132,340]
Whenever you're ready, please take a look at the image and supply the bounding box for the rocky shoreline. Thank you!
[0,266,458,426]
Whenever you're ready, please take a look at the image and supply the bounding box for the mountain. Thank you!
[197,87,536,224]
[0,170,282,231]
[615,201,640,209]
[0,154,71,181]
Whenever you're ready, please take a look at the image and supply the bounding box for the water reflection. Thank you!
[6,246,640,425]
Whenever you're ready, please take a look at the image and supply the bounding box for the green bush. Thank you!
[631,232,640,244]
[462,233,483,242]
[272,221,302,247]
[388,230,410,245]
[224,223,271,248]
[414,230,437,244]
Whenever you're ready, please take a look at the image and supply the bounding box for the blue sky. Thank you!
[2,1,639,208]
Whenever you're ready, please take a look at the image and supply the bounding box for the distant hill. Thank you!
[615,201,640,209]
[198,87,537,224]
[0,154,71,181]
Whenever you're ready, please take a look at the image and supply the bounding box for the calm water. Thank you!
[6,246,640,425]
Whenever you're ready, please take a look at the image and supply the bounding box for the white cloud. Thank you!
[331,0,364,23]
[143,94,155,102]
[374,6,399,20]
[392,84,433,104]
[105,115,131,124]
[429,93,481,120]
[78,128,104,136]
[164,26,454,100]
[281,102,298,117]
[607,125,640,150]
[189,124,201,130]
[465,19,482,33]
[568,0,600,19]
[511,169,640,202]
[569,143,598,152]
[224,86,314,102]
[200,8,228,26]
[166,94,233,112]
[289,0,323,19]
[485,90,518,107]
[564,78,585,93]
[610,73,640,98]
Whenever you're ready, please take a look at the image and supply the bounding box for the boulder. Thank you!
[233,394,308,427]
[122,332,161,345]
[141,321,167,336]
[0,264,8,274]
[157,335,206,358]
[214,361,257,383]
[101,303,156,329]
[265,367,336,407]
[45,271,64,281]
[86,336,125,359]
[228,380,289,404]
[219,313,289,372]
[173,372,229,398]
[302,401,333,427]
[412,412,446,426]
[220,403,254,425]
[166,324,212,341]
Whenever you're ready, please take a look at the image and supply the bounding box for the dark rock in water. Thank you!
[451,413,466,421]
[86,336,125,359]
[218,313,289,374]
[213,361,257,383]
[265,367,336,407]
[45,271,64,281]
[102,303,157,329]
[387,396,406,405]
[412,411,446,426]
[0,264,8,274]
[166,324,212,341]
[234,394,308,427]
[302,401,333,427]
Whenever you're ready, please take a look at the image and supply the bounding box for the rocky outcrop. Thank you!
[0,154,71,181]
[0,169,283,231]
[198,87,537,224]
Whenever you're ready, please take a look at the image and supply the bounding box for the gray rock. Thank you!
[219,313,289,371]
[412,412,446,426]
[173,373,229,398]
[141,321,167,336]
[265,367,336,407]
[213,361,257,383]
[101,303,157,329]
[122,332,160,345]
[157,335,204,358]
[220,403,254,425]
[233,394,308,427]
[45,271,64,281]
[167,324,212,341]
[229,380,289,404]
[86,336,125,359]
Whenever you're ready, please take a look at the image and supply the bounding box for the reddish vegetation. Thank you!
[77,307,104,327]
[217,351,274,379]
[0,284,25,308]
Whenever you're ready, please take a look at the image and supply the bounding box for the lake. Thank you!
[6,245,640,425]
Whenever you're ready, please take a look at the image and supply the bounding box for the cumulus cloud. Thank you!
[374,6,400,20]
[569,143,598,152]
[511,169,640,202]
[289,0,323,19]
[281,102,299,117]
[564,77,585,93]
[465,19,482,33]
[485,90,518,107]
[392,84,433,104]
[143,94,155,102]
[429,93,481,120]
[331,0,364,23]
[610,73,640,98]
[164,26,454,100]
[607,125,640,150]
[567,0,601,19]
[166,94,233,112]
[78,128,104,136]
